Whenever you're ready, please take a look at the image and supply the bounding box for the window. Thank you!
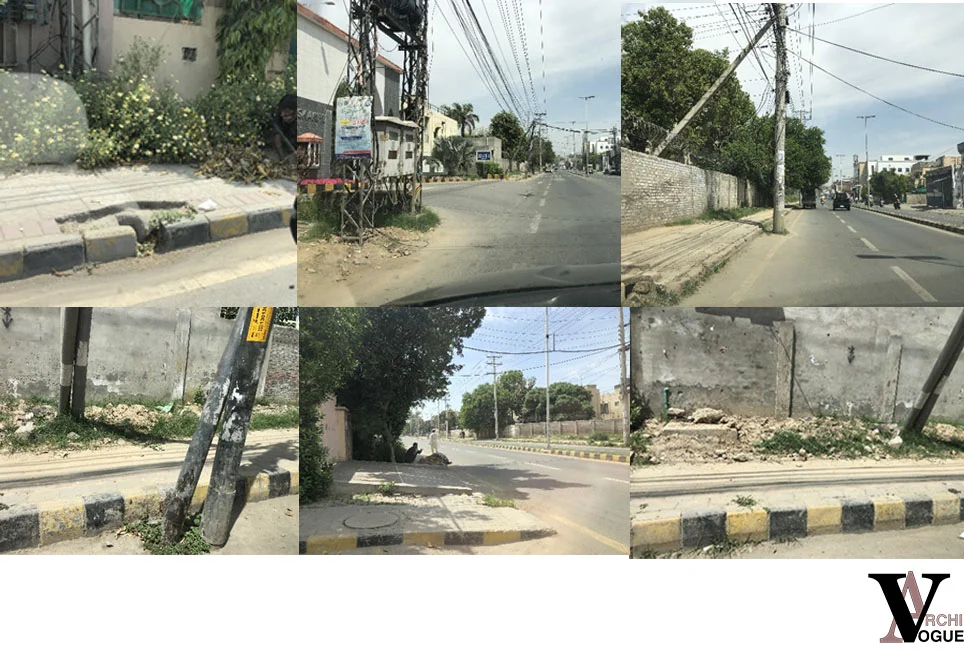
[115,0,203,24]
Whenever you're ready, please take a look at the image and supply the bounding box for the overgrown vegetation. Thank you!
[757,425,963,460]
[374,207,441,232]
[732,495,757,508]
[123,514,210,555]
[481,494,515,508]
[630,431,657,466]
[587,431,611,445]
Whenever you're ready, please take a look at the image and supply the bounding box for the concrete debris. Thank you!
[689,408,725,424]
[667,407,687,418]
[15,422,35,435]
[887,435,904,447]
[66,432,80,440]
[418,452,452,466]
[732,452,750,462]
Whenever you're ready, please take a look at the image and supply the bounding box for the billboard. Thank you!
[334,96,373,160]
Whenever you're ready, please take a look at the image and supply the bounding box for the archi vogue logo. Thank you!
[869,572,963,643]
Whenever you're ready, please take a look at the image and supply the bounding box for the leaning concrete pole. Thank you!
[619,307,630,448]
[201,307,275,546]
[69,308,93,420]
[164,309,250,543]
[653,14,775,158]
[772,3,788,234]
[59,308,80,415]
[903,308,964,435]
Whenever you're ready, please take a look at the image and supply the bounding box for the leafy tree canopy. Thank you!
[521,382,595,422]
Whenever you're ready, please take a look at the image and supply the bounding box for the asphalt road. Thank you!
[686,204,964,305]
[0,229,297,306]
[404,436,628,555]
[359,171,620,303]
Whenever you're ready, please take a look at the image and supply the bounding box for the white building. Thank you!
[297,2,402,177]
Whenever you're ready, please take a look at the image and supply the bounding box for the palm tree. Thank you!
[432,136,477,176]
[441,102,479,137]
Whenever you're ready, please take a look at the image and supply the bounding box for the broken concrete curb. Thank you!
[22,233,85,278]
[299,526,556,554]
[0,465,298,553]
[83,225,138,263]
[468,441,630,463]
[631,490,964,557]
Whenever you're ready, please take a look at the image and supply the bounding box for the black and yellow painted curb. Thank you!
[855,204,964,236]
[468,441,629,463]
[299,527,556,554]
[631,492,964,556]
[0,467,298,553]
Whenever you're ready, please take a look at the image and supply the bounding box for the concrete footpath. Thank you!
[302,459,556,554]
[0,428,298,553]
[631,459,964,556]
[0,164,294,283]
[621,209,771,303]
[465,439,630,463]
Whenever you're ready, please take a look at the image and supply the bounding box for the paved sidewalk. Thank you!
[0,164,294,243]
[331,460,472,496]
[631,459,964,555]
[621,210,770,303]
[0,428,298,552]
[300,493,555,554]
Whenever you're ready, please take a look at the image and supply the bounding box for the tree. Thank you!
[432,135,477,176]
[490,111,527,168]
[299,308,367,503]
[497,370,534,421]
[871,170,909,203]
[440,102,480,136]
[533,137,557,167]
[522,383,595,422]
[460,383,513,439]
[335,308,485,462]
[621,7,755,160]
[216,0,296,83]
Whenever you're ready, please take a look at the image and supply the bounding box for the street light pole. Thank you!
[857,115,875,203]
[579,95,594,174]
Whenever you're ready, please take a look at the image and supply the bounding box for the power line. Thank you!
[800,3,895,29]
[464,343,620,355]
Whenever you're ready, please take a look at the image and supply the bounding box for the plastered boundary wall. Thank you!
[504,419,623,438]
[621,149,765,232]
[0,308,298,403]
[631,307,964,422]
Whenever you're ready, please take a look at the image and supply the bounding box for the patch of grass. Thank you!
[665,218,697,227]
[192,387,206,406]
[123,514,210,555]
[378,481,397,496]
[302,202,341,240]
[700,206,766,222]
[757,427,866,458]
[586,431,611,444]
[732,494,757,508]
[630,431,658,466]
[249,408,299,431]
[481,494,515,508]
[376,207,441,232]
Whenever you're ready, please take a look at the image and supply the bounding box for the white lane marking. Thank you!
[605,477,629,484]
[860,237,879,252]
[846,225,857,234]
[527,462,562,471]
[891,266,937,302]
[529,212,542,233]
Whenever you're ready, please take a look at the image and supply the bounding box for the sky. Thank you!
[414,307,630,419]
[300,0,621,154]
[622,2,964,178]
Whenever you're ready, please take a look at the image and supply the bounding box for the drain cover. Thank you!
[344,510,400,530]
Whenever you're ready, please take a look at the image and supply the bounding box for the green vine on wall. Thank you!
[215,0,296,83]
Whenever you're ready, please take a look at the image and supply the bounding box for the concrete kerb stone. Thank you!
[0,466,297,553]
[461,441,630,463]
[207,209,249,241]
[115,211,154,242]
[157,216,210,252]
[156,204,294,253]
[299,526,556,554]
[22,233,85,277]
[0,241,24,281]
[83,225,138,263]
[631,491,964,555]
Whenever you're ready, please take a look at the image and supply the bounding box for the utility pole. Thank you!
[580,95,594,175]
[534,113,546,171]
[59,308,80,416]
[903,309,964,435]
[772,3,788,234]
[618,307,629,448]
[857,115,876,204]
[545,307,551,450]
[487,354,502,439]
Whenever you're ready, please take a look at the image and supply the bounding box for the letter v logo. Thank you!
[869,572,950,643]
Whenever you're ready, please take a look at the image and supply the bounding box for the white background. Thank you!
[6,556,964,664]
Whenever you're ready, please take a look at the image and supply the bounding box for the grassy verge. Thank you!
[666,207,767,227]
[375,207,440,232]
[756,424,964,460]
[122,514,210,555]
[637,259,728,307]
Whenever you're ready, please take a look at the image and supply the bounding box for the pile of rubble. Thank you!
[86,403,160,430]
[0,401,57,444]
[641,407,964,465]
[417,452,452,467]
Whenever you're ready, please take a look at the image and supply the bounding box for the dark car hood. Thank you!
[386,263,621,306]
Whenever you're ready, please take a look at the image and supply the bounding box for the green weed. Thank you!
[123,514,210,555]
[481,494,515,508]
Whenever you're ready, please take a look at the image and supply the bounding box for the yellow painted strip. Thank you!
[873,499,906,531]
[246,307,274,342]
[289,469,300,495]
[932,494,961,525]
[37,501,85,544]
[306,184,317,195]
[123,488,166,521]
[305,535,358,554]
[246,474,271,502]
[0,244,24,280]
[726,509,768,543]
[208,211,249,240]
[482,530,522,546]
[191,484,209,509]
[545,511,629,554]
[631,517,679,552]
[807,504,842,535]
[403,532,447,546]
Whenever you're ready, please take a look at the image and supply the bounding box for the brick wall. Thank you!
[621,149,764,232]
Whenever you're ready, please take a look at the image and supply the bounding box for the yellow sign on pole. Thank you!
[246,307,274,342]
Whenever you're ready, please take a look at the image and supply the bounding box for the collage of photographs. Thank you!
[2,1,964,651]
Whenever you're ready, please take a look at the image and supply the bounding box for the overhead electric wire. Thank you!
[800,3,895,29]
[463,343,620,356]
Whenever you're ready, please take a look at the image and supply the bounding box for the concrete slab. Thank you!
[659,423,738,443]
[331,460,473,496]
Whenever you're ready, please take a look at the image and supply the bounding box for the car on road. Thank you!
[832,192,851,211]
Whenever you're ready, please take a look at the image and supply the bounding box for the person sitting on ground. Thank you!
[403,442,421,463]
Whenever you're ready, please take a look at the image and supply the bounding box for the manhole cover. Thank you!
[344,510,400,530]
